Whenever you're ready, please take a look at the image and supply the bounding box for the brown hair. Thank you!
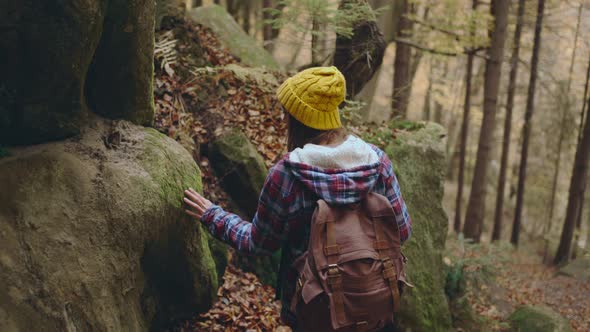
[286,111,348,152]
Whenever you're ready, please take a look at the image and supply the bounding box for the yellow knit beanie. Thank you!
[276,66,346,130]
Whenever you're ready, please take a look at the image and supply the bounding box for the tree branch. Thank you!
[393,38,486,58]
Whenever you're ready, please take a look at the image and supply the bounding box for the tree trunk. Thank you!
[311,17,322,64]
[333,0,386,98]
[226,0,240,20]
[391,0,413,119]
[511,0,545,246]
[492,0,525,242]
[262,0,286,52]
[462,0,510,242]
[241,0,251,35]
[454,0,478,234]
[547,3,583,234]
[572,54,590,259]
[423,64,432,121]
[263,0,274,51]
[554,73,590,265]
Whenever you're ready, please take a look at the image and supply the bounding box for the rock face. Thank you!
[0,118,225,331]
[372,123,453,331]
[0,0,155,145]
[509,305,573,332]
[187,5,280,70]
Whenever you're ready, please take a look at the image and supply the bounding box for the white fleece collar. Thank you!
[289,135,379,169]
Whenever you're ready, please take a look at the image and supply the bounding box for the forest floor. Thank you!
[154,17,589,332]
[445,236,590,332]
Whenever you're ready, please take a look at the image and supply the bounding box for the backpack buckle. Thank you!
[327,264,342,290]
[327,264,339,276]
[355,321,368,332]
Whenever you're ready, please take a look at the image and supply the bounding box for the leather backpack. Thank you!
[290,192,412,332]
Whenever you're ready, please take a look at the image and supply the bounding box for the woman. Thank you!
[184,66,412,330]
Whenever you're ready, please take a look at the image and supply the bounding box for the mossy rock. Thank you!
[0,0,155,145]
[0,117,224,331]
[208,129,268,218]
[364,122,453,331]
[509,305,572,332]
[557,256,590,281]
[187,5,280,70]
[207,130,281,286]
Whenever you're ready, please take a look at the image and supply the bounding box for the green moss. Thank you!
[141,128,202,207]
[207,234,229,285]
[509,306,572,332]
[379,123,452,331]
[390,120,426,131]
[139,128,227,315]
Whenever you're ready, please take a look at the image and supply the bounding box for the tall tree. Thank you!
[572,54,590,259]
[462,0,510,241]
[454,0,478,234]
[554,68,590,265]
[511,0,545,246]
[262,0,286,52]
[263,0,274,50]
[391,0,413,118]
[546,3,583,246]
[241,1,251,35]
[423,62,432,121]
[492,0,526,242]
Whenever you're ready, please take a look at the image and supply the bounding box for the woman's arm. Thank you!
[184,167,287,255]
[373,149,412,243]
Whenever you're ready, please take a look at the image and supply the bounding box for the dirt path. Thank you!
[463,246,590,331]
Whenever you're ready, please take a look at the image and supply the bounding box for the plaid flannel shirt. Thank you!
[201,144,412,327]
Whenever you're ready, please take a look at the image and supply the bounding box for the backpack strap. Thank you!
[372,197,400,312]
[316,200,347,325]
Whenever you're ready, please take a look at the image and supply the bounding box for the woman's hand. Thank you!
[183,188,213,220]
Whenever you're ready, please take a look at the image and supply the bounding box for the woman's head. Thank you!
[276,66,347,151]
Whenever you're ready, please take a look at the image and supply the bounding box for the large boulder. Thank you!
[187,5,280,70]
[508,305,572,332]
[208,129,268,218]
[208,129,282,286]
[365,122,453,331]
[0,118,225,331]
[0,0,155,145]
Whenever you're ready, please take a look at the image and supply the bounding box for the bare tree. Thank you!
[572,54,590,260]
[242,1,251,35]
[262,0,286,52]
[492,0,526,242]
[454,0,478,234]
[423,62,432,121]
[463,0,510,242]
[391,0,413,119]
[546,3,583,252]
[554,65,590,265]
[511,0,545,246]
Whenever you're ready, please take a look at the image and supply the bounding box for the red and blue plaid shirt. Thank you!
[201,143,412,327]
